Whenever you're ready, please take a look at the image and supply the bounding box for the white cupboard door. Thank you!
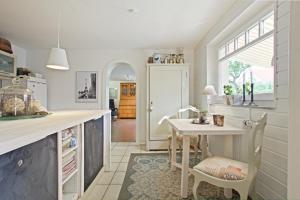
[149,68,182,141]
[39,83,47,108]
[28,81,37,100]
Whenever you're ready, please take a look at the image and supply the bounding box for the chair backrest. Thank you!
[177,105,199,119]
[247,113,267,179]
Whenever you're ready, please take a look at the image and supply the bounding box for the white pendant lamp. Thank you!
[46,6,69,70]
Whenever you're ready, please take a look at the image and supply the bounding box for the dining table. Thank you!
[167,118,245,199]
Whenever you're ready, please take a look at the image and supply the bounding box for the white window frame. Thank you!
[217,11,275,102]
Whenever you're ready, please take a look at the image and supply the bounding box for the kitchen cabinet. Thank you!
[0,134,58,200]
[84,117,104,191]
[119,83,136,118]
[20,76,47,109]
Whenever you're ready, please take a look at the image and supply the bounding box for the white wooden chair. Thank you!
[191,113,267,200]
[166,106,201,161]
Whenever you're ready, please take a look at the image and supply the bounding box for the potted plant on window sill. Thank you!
[223,85,234,105]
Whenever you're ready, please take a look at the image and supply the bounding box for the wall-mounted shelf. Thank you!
[58,125,83,200]
[62,169,78,185]
[62,146,78,157]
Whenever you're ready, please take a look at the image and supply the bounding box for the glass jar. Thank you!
[0,78,32,116]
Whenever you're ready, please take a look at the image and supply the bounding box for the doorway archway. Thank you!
[102,61,140,143]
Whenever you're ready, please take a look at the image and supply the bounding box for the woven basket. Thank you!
[0,38,13,54]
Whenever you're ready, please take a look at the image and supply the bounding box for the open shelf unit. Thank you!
[58,124,83,200]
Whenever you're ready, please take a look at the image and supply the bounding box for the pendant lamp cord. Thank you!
[57,3,62,48]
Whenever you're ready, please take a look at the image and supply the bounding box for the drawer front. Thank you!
[0,134,58,200]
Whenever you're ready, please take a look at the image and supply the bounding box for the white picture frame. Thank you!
[76,71,98,103]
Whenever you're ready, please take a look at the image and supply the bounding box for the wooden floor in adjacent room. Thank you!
[111,119,136,142]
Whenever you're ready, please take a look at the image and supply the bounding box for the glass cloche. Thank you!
[0,77,32,116]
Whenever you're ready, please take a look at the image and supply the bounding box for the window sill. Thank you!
[209,95,276,109]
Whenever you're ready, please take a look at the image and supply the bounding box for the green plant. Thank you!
[224,85,234,95]
[228,60,251,93]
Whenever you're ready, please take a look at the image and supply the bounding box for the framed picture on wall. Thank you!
[76,71,98,103]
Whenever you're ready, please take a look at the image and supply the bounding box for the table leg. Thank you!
[223,135,234,198]
[171,129,177,171]
[181,135,190,198]
[200,135,208,160]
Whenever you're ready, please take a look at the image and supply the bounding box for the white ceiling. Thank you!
[0,0,236,49]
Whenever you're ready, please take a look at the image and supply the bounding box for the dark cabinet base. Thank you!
[84,117,104,191]
[0,134,58,200]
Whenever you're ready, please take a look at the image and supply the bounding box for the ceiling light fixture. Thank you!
[46,3,69,70]
[127,8,139,13]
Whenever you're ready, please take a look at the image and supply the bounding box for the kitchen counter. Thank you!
[0,110,111,200]
[0,110,110,156]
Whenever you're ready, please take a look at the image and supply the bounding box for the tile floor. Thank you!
[84,142,148,200]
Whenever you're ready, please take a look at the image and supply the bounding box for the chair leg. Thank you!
[193,176,201,200]
[251,178,257,200]
[194,145,198,159]
[168,140,171,163]
[238,188,249,200]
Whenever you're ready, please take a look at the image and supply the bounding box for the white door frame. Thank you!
[102,60,140,144]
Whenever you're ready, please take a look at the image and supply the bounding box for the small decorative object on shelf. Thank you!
[223,85,234,105]
[147,57,153,63]
[0,37,13,54]
[199,111,208,124]
[153,53,161,64]
[0,77,32,117]
[213,114,224,126]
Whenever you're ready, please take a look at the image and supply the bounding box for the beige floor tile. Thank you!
[125,149,140,155]
[107,162,120,172]
[111,155,123,163]
[111,172,126,184]
[116,142,131,146]
[117,162,128,172]
[121,155,130,163]
[97,172,115,185]
[127,145,140,150]
[111,149,126,156]
[102,185,122,200]
[87,185,108,200]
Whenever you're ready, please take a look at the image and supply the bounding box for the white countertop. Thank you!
[167,118,244,135]
[0,110,111,156]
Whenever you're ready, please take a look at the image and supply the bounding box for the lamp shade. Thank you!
[46,48,69,70]
[203,85,217,96]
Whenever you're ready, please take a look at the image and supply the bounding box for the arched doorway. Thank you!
[102,61,139,143]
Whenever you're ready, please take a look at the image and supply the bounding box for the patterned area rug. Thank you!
[118,153,241,200]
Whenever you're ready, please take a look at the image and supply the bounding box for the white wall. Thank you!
[288,1,300,199]
[194,1,289,199]
[26,48,194,144]
[12,44,26,67]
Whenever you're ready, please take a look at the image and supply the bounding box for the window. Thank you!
[227,40,235,54]
[218,12,274,60]
[218,11,274,97]
[261,13,274,34]
[248,23,259,42]
[236,33,246,49]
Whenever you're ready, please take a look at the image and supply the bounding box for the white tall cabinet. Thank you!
[146,64,189,150]
[21,76,48,109]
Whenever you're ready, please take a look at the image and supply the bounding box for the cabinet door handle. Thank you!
[17,159,23,167]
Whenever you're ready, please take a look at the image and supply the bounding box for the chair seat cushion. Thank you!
[193,156,248,180]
